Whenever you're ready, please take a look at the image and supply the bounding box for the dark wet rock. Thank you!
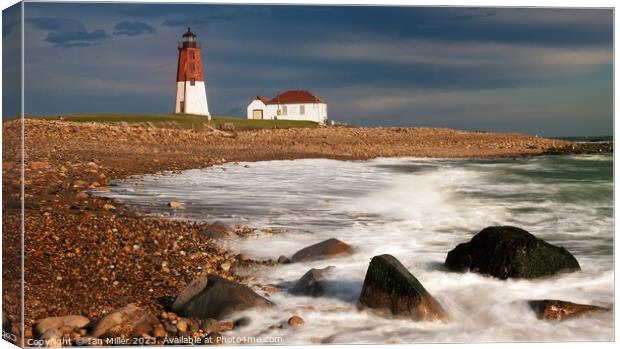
[35,315,90,336]
[528,300,610,320]
[357,254,448,321]
[290,267,334,297]
[92,303,158,338]
[291,238,353,262]
[445,226,580,279]
[277,255,291,264]
[171,274,273,320]
[200,221,236,240]
[233,317,250,328]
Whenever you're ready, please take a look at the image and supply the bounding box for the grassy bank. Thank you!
[33,113,320,130]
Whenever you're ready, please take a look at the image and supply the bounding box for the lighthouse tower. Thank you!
[174,27,210,117]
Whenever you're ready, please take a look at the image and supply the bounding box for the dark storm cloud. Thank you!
[27,17,110,47]
[113,21,156,36]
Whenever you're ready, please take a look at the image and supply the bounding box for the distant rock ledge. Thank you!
[544,142,613,155]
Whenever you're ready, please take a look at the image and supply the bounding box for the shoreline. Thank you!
[1,119,611,343]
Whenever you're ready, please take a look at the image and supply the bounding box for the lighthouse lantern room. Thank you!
[174,27,211,117]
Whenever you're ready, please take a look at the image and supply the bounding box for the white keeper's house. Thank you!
[246,90,328,124]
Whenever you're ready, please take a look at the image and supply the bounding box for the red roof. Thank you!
[256,95,270,103]
[266,90,324,105]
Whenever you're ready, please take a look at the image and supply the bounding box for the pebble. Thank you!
[152,324,166,338]
[168,201,183,209]
[277,255,291,264]
[219,321,234,332]
[75,192,89,201]
[287,315,305,327]
[176,319,188,332]
[200,318,220,333]
[163,321,177,334]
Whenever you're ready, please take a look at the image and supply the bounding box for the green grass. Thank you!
[33,113,319,130]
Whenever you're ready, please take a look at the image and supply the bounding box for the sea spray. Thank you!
[97,155,613,343]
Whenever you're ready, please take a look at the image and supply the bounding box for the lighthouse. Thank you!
[174,27,211,117]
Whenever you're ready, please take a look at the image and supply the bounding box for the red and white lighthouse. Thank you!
[174,27,210,117]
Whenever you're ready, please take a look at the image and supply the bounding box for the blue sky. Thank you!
[2,2,613,136]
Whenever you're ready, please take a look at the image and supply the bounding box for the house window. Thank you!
[189,63,195,72]
[189,51,195,60]
[282,105,288,115]
[300,105,305,115]
[190,79,195,86]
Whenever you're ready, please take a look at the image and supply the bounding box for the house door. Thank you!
[252,109,263,120]
[179,101,185,113]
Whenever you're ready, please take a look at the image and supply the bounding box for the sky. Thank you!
[2,2,614,136]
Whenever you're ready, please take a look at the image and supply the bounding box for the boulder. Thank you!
[357,254,447,321]
[290,267,334,297]
[35,315,90,336]
[291,238,353,262]
[528,300,609,320]
[92,304,158,338]
[171,275,273,320]
[445,226,580,279]
[200,221,235,240]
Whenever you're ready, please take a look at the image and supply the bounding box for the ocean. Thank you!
[98,154,613,343]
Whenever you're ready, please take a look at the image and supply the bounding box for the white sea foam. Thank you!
[97,155,613,343]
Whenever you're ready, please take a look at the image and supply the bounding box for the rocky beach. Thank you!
[2,118,612,345]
